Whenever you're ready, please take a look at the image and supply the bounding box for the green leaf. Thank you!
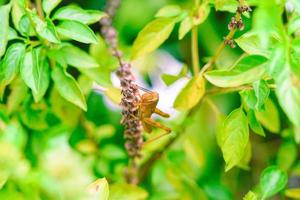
[235,32,270,57]
[204,55,268,88]
[20,49,50,102]
[259,165,288,199]
[18,14,35,36]
[42,0,62,15]
[53,5,107,24]
[243,191,258,200]
[214,0,238,12]
[48,44,99,68]
[51,65,87,111]
[131,17,176,59]
[56,20,98,44]
[192,4,210,26]
[220,108,249,171]
[155,5,182,18]
[255,98,280,133]
[179,15,193,40]
[8,27,19,40]
[86,178,109,200]
[277,141,297,171]
[247,109,265,137]
[161,65,188,86]
[12,0,26,31]
[173,74,205,111]
[268,45,300,139]
[0,43,25,99]
[0,4,11,57]
[253,80,270,111]
[109,183,148,200]
[30,12,60,43]
[288,15,300,35]
[237,141,251,170]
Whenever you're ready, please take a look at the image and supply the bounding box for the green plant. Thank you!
[1,0,300,199]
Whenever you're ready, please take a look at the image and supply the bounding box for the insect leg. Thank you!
[154,108,170,118]
[143,118,171,133]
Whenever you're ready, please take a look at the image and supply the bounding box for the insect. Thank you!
[137,86,171,137]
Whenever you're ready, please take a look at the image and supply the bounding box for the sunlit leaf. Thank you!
[42,0,62,15]
[155,5,182,18]
[48,44,99,68]
[53,5,107,24]
[220,108,249,171]
[179,15,193,40]
[259,165,288,199]
[12,0,26,31]
[214,0,238,12]
[56,20,98,44]
[247,109,265,136]
[109,183,148,200]
[86,178,109,200]
[131,17,176,59]
[173,74,205,111]
[51,65,87,111]
[255,98,280,133]
[0,4,11,57]
[204,55,268,88]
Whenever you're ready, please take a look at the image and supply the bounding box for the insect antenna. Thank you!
[137,85,152,93]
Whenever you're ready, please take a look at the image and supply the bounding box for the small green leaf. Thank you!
[53,5,106,24]
[0,4,11,57]
[220,108,249,172]
[204,55,268,88]
[131,17,176,59]
[243,191,258,200]
[179,15,193,40]
[173,74,205,111]
[56,20,98,44]
[253,80,270,111]
[19,14,35,36]
[255,98,280,133]
[214,0,238,12]
[161,65,188,86]
[260,165,288,199]
[20,48,50,102]
[247,109,265,137]
[155,5,182,18]
[48,44,99,68]
[8,27,19,40]
[51,65,87,111]
[109,183,148,200]
[277,141,297,171]
[192,4,210,26]
[42,0,62,15]
[30,12,60,43]
[0,43,25,99]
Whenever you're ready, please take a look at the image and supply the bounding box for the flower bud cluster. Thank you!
[100,0,143,159]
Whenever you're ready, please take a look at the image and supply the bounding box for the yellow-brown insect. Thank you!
[137,86,171,134]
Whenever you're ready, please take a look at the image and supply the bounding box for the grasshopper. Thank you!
[136,86,171,143]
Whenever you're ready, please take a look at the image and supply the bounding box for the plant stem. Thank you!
[35,0,44,19]
[191,0,200,75]
[191,27,200,74]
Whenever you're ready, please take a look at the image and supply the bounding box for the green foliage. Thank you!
[1,0,300,199]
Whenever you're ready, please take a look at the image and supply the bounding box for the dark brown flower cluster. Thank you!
[100,0,143,158]
[225,4,252,48]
